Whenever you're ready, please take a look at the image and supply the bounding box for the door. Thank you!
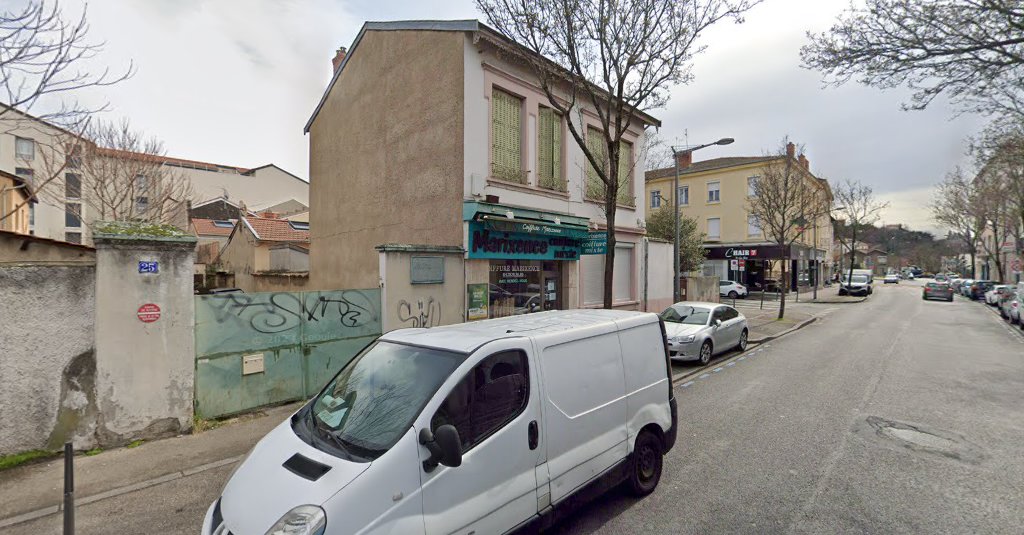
[541,261,562,311]
[710,307,728,352]
[720,306,743,347]
[418,342,542,535]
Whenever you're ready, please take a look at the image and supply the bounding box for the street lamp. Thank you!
[672,137,734,302]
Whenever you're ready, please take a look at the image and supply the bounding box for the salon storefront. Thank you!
[704,243,821,291]
[463,201,594,320]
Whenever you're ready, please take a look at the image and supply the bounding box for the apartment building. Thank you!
[0,106,308,245]
[306,20,658,331]
[645,142,834,290]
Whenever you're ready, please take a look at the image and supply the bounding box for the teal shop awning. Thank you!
[463,201,590,239]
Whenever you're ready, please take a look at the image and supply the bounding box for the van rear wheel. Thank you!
[626,431,663,496]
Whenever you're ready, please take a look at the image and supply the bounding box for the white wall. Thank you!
[181,164,309,210]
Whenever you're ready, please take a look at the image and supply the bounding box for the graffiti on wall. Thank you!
[203,290,379,335]
[397,296,442,328]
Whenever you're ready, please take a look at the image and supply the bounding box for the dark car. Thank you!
[969,280,995,300]
[922,282,954,302]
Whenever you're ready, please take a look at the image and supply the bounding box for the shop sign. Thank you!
[467,283,488,321]
[487,220,589,239]
[582,232,607,255]
[726,248,757,258]
[468,221,581,260]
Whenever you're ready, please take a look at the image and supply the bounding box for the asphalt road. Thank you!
[549,280,1024,534]
[6,281,1022,534]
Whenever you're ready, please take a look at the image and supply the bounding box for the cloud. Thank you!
[875,187,944,236]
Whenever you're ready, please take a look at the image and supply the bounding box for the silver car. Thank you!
[660,302,749,365]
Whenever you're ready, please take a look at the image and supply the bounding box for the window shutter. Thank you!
[491,90,523,183]
[586,127,605,200]
[617,141,633,206]
[551,112,562,189]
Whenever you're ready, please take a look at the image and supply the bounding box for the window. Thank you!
[431,350,529,452]
[65,203,81,227]
[707,181,720,203]
[748,176,759,197]
[65,231,81,244]
[15,167,33,179]
[650,190,661,209]
[288,221,309,231]
[711,307,725,323]
[65,173,81,199]
[585,128,634,206]
[537,106,564,191]
[617,141,634,206]
[707,217,721,239]
[15,137,34,160]
[135,196,149,215]
[29,203,34,227]
[677,185,689,205]
[721,307,739,321]
[491,88,524,183]
[747,215,761,236]
[212,220,234,228]
[66,145,82,169]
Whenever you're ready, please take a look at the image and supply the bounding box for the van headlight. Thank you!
[670,335,695,343]
[266,505,326,535]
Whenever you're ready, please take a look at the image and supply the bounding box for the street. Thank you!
[4,281,1024,534]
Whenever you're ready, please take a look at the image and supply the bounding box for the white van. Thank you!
[204,309,678,535]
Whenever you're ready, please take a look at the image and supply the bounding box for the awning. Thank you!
[463,201,589,239]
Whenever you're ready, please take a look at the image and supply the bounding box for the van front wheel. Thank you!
[627,431,663,497]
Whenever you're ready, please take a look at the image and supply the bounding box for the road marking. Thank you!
[699,373,711,379]
[712,367,723,373]
[726,362,736,367]
[681,381,694,388]
[738,356,747,361]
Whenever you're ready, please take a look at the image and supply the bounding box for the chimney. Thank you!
[260,210,278,219]
[331,46,348,74]
[798,153,809,171]
[786,142,796,159]
[675,150,692,169]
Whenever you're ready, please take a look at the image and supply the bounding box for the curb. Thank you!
[0,455,244,529]
[808,297,866,304]
[749,316,818,343]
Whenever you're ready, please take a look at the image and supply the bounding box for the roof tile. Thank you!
[243,217,310,243]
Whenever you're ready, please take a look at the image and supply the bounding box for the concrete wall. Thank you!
[93,235,196,445]
[643,239,675,313]
[269,245,309,272]
[0,264,97,455]
[378,246,465,332]
[309,30,466,290]
[683,275,720,303]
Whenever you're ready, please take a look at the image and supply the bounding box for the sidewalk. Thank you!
[743,307,814,343]
[0,402,303,528]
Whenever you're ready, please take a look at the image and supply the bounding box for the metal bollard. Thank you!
[64,442,74,534]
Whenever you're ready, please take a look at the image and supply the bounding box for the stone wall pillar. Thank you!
[93,234,196,445]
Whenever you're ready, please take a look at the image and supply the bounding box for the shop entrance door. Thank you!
[541,261,562,311]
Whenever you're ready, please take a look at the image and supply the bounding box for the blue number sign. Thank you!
[138,261,159,274]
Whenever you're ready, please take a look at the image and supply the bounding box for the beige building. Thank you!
[0,106,308,246]
[306,20,658,331]
[645,143,834,290]
[0,169,33,234]
[218,215,310,292]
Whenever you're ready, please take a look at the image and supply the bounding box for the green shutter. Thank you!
[586,127,606,200]
[491,89,524,183]
[538,108,565,191]
[617,141,633,206]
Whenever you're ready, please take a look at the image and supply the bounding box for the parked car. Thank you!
[959,279,976,297]
[969,280,995,300]
[839,274,872,296]
[884,273,900,284]
[933,274,947,283]
[999,290,1020,324]
[204,310,677,535]
[660,302,748,365]
[922,282,954,302]
[985,285,1012,305]
[719,280,748,299]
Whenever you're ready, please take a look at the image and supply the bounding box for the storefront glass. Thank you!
[488,260,561,318]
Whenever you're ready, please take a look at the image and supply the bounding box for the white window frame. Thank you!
[650,190,661,209]
[748,176,759,197]
[707,217,721,239]
[15,137,35,160]
[677,185,689,206]
[707,181,720,203]
[747,215,761,237]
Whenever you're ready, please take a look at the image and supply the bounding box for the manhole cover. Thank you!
[858,416,985,464]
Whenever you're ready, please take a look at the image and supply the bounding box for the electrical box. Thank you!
[242,353,265,375]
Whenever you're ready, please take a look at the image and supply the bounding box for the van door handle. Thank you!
[528,420,539,450]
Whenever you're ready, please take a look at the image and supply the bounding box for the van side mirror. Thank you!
[419,425,462,473]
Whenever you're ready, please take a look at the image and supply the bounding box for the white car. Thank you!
[718,280,748,299]
[205,310,677,535]
[661,302,748,365]
[986,285,1013,305]
[883,273,899,284]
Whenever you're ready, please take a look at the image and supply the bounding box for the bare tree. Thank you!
[78,119,193,226]
[476,0,759,308]
[801,0,1024,118]
[931,168,985,277]
[0,1,132,126]
[643,131,675,171]
[834,179,889,285]
[973,123,1024,276]
[746,140,829,319]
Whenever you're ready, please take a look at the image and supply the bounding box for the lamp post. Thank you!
[672,137,734,302]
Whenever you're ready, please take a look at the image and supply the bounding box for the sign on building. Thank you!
[582,232,607,255]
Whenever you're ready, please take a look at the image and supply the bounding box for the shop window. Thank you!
[707,217,721,239]
[537,106,564,191]
[430,350,529,452]
[707,181,720,203]
[491,88,525,184]
[489,260,543,318]
[650,190,661,209]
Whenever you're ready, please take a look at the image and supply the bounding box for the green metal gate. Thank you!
[194,289,381,418]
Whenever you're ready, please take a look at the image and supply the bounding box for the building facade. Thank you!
[306,20,658,330]
[0,170,33,234]
[645,144,834,291]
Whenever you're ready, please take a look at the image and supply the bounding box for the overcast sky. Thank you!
[51,0,988,235]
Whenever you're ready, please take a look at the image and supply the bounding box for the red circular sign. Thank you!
[137,303,161,323]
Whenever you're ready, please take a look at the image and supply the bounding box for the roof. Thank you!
[191,218,237,237]
[0,169,35,201]
[0,228,95,252]
[645,156,777,182]
[305,19,661,133]
[380,309,656,353]
[241,216,310,242]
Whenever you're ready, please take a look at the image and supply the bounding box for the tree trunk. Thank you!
[847,228,857,285]
[603,196,618,309]
[779,255,788,320]
[969,250,976,278]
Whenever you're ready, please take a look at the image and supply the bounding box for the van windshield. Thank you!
[298,341,464,461]
[661,305,711,325]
